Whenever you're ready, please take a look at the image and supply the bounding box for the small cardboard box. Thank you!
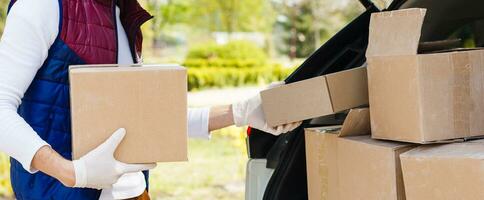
[305,108,370,200]
[367,8,484,143]
[262,67,368,127]
[70,64,188,164]
[400,140,484,199]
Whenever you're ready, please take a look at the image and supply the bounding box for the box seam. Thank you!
[324,76,336,113]
[416,57,425,142]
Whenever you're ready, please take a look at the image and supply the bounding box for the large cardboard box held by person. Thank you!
[400,140,484,200]
[366,8,484,143]
[261,67,368,127]
[70,64,188,164]
[305,108,416,200]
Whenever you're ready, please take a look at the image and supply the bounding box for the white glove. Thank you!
[72,128,156,190]
[232,83,302,136]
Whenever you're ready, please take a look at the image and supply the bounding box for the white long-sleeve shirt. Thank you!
[1,0,209,199]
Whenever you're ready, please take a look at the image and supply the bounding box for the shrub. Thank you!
[185,40,268,63]
[187,64,295,91]
[184,40,294,90]
[183,58,264,69]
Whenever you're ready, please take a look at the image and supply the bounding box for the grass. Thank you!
[0,126,248,200]
[150,126,248,200]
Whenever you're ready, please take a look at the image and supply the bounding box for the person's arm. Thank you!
[0,0,60,174]
[187,105,235,139]
[0,0,154,189]
[187,92,302,139]
[31,146,76,186]
[208,105,234,131]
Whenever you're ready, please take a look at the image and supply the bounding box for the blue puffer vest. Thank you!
[7,0,152,199]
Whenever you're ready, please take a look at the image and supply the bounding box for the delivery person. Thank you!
[0,0,301,199]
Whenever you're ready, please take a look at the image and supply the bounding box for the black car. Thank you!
[246,0,484,199]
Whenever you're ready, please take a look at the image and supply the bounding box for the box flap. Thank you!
[366,8,426,57]
[69,64,183,71]
[70,65,185,74]
[338,108,370,137]
[325,67,369,112]
[342,135,415,151]
[401,141,484,159]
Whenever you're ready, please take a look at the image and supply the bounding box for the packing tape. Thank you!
[451,52,471,137]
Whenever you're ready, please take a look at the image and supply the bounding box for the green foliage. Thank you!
[184,59,262,69]
[184,40,292,90]
[186,64,295,91]
[184,0,276,33]
[0,153,12,197]
[142,0,191,41]
[0,0,9,35]
[186,41,268,62]
[273,0,364,58]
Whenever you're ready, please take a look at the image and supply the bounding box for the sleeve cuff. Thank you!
[187,107,211,140]
[72,159,87,188]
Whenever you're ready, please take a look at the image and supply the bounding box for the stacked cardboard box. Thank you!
[305,109,370,200]
[305,109,416,200]
[400,141,484,200]
[262,7,484,200]
[366,8,484,199]
[367,8,484,144]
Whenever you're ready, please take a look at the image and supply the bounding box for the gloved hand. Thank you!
[72,128,156,190]
[232,82,302,135]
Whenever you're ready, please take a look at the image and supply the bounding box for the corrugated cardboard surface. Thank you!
[305,129,338,200]
[70,65,188,163]
[325,67,369,112]
[262,76,332,127]
[304,108,370,200]
[367,8,484,143]
[338,136,414,200]
[338,108,371,137]
[368,55,422,142]
[366,9,426,57]
[261,67,368,127]
[400,141,484,200]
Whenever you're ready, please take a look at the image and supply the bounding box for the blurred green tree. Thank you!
[141,0,277,56]
[142,0,276,34]
[273,0,364,59]
[141,0,191,53]
[187,0,276,34]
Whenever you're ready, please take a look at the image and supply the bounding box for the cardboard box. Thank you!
[400,140,484,199]
[367,8,484,143]
[262,67,368,127]
[337,136,414,200]
[70,64,188,163]
[305,108,370,200]
[305,108,415,200]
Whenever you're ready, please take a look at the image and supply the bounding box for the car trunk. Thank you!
[249,0,484,199]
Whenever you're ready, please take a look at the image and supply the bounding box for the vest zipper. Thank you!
[112,0,119,64]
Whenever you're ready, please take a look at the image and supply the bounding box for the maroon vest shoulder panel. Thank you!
[60,0,152,64]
